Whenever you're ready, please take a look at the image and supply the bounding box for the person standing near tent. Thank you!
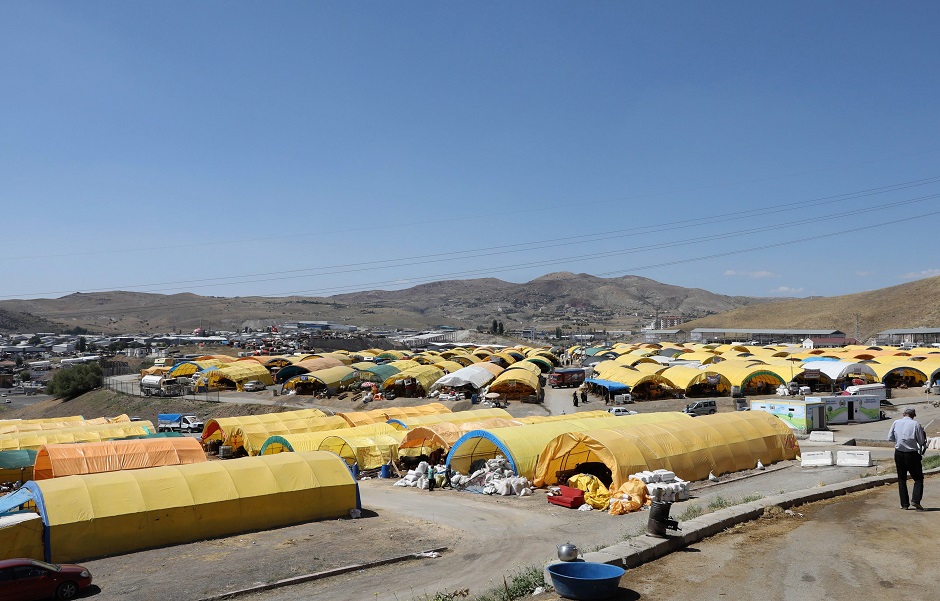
[572,391,579,407]
[427,463,435,492]
[580,389,587,405]
[887,406,927,510]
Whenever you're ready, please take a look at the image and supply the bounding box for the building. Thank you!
[690,328,846,346]
[874,328,940,346]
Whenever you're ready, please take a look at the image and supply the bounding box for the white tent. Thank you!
[803,361,877,382]
[429,364,497,392]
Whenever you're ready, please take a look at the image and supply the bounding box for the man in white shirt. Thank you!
[887,406,927,510]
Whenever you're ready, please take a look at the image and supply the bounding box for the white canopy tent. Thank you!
[428,364,498,392]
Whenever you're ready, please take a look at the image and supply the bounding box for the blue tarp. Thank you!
[584,378,631,393]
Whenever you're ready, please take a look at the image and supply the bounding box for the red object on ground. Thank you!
[547,485,585,509]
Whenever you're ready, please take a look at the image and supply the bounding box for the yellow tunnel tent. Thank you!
[487,368,540,400]
[658,366,731,396]
[503,361,541,376]
[167,359,229,379]
[32,437,207,480]
[201,409,327,446]
[534,411,800,490]
[382,365,445,396]
[195,361,275,391]
[1,451,359,563]
[228,415,351,456]
[318,432,406,469]
[338,403,451,427]
[446,413,692,480]
[274,357,346,384]
[280,366,359,395]
[0,422,155,452]
[0,513,45,561]
[259,423,399,455]
[0,416,87,434]
[867,362,929,388]
[386,408,512,430]
[398,418,522,455]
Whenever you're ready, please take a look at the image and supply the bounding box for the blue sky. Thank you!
[2,2,939,301]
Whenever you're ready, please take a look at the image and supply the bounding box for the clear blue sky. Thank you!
[3,2,939,301]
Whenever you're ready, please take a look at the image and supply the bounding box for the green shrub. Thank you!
[46,363,102,400]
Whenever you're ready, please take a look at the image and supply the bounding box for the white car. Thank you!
[243,380,266,392]
[608,407,638,416]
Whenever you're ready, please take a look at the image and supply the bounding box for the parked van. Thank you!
[683,400,718,416]
[843,383,887,403]
[608,407,638,417]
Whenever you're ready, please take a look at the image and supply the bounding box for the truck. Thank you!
[140,375,183,397]
[549,368,586,388]
[157,413,205,433]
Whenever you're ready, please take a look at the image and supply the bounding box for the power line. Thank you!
[3,175,939,299]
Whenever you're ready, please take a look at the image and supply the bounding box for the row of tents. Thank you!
[0,401,799,564]
[141,346,559,399]
[572,342,940,399]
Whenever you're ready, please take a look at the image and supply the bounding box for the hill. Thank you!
[681,275,940,340]
[0,273,772,334]
[0,308,64,334]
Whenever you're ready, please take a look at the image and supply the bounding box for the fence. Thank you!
[103,377,220,403]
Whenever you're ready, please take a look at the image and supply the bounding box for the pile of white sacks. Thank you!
[629,469,690,503]
[394,456,533,496]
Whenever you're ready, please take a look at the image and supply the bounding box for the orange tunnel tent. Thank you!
[33,437,207,480]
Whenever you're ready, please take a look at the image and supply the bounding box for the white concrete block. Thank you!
[808,430,835,442]
[801,451,834,467]
[836,450,872,467]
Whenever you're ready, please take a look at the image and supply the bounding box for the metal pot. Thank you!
[557,542,580,562]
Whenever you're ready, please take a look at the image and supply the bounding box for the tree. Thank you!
[46,362,102,400]
[497,321,504,335]
[14,356,22,368]
[555,327,563,339]
[76,337,87,353]
[19,370,31,382]
[491,320,498,334]
[28,335,42,345]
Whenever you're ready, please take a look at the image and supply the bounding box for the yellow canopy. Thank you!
[168,359,228,378]
[0,416,85,431]
[0,514,45,561]
[33,437,207,480]
[386,408,512,430]
[24,451,358,563]
[399,418,522,454]
[382,365,445,393]
[338,402,451,427]
[0,422,155,452]
[658,366,730,394]
[447,413,691,479]
[230,415,351,456]
[488,368,540,399]
[534,411,800,490]
[281,365,358,394]
[201,409,327,445]
[318,432,407,469]
[260,423,399,455]
[195,361,275,390]
[433,360,466,374]
[503,361,542,376]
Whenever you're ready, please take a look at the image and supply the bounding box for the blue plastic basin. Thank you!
[547,561,625,600]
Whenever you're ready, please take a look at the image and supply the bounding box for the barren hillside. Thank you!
[681,276,940,340]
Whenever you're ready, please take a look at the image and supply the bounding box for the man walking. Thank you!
[887,406,927,510]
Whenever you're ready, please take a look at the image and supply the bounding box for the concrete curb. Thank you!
[544,467,940,586]
[197,546,448,601]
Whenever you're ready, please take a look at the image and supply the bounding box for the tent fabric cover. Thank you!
[583,378,631,393]
[259,423,399,455]
[24,450,359,563]
[0,513,45,561]
[534,411,800,490]
[447,413,691,479]
[201,409,327,445]
[428,364,498,391]
[386,408,512,430]
[0,422,155,452]
[33,437,208,480]
[318,432,406,469]
[231,415,351,456]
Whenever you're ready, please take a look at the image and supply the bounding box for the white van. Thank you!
[844,383,886,402]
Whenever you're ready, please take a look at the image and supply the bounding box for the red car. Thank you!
[0,558,93,600]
